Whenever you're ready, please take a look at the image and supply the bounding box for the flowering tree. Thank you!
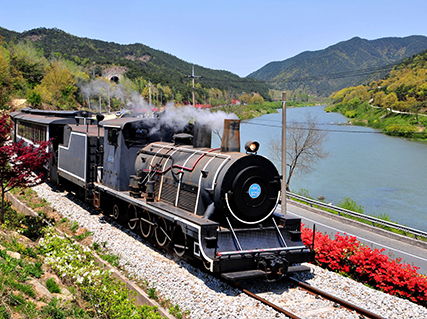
[0,113,52,222]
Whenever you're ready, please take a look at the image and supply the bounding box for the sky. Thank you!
[1,0,427,77]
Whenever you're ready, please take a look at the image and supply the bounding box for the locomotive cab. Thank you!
[100,117,180,191]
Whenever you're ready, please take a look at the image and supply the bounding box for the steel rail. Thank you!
[288,277,387,319]
[232,277,386,319]
[230,282,301,319]
[285,192,427,239]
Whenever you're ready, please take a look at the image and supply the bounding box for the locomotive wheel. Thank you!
[155,217,170,247]
[139,210,152,238]
[77,186,85,200]
[127,204,139,230]
[172,225,187,257]
[112,204,120,220]
[203,260,211,271]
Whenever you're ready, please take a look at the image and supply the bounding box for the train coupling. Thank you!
[257,255,289,278]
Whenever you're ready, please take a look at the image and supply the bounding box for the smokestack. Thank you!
[193,122,212,148]
[221,119,240,152]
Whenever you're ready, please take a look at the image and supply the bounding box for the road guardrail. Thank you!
[286,192,427,240]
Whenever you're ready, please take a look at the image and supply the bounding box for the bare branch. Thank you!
[267,112,328,191]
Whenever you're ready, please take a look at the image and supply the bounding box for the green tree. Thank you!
[26,90,42,108]
[383,92,398,109]
[7,41,48,91]
[239,93,252,104]
[373,91,386,107]
[251,94,264,104]
[163,85,172,101]
[0,47,12,110]
[33,62,77,108]
[175,92,183,104]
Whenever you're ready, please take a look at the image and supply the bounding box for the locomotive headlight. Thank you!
[245,141,260,154]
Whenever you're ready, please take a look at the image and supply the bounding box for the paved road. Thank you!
[278,200,427,275]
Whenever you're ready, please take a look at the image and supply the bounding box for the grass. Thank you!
[0,233,90,318]
[1,190,165,319]
[73,230,92,242]
[46,278,61,294]
[4,187,190,319]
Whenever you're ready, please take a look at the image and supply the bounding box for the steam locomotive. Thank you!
[10,108,314,280]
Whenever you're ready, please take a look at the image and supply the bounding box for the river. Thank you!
[215,105,427,232]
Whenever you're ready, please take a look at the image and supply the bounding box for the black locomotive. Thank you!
[10,108,314,280]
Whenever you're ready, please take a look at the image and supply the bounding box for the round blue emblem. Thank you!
[248,183,261,199]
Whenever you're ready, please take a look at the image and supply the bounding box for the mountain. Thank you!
[248,36,427,96]
[0,26,269,98]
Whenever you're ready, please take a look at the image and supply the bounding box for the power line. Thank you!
[244,120,427,135]
[244,121,381,134]
[198,63,396,85]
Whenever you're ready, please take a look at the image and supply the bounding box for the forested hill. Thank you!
[326,48,427,139]
[248,36,427,97]
[0,26,268,98]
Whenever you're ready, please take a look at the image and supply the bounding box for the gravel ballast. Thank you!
[33,183,427,319]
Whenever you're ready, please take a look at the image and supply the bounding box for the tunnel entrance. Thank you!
[110,76,119,83]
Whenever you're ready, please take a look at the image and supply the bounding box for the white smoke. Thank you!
[79,79,238,137]
[126,91,150,113]
[79,79,134,112]
[153,103,238,136]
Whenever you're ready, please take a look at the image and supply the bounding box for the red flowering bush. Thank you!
[0,113,52,222]
[301,224,427,306]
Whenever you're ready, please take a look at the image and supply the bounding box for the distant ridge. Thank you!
[248,36,427,96]
[0,26,269,98]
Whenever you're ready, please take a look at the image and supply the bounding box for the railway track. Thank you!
[35,184,423,318]
[230,277,386,319]
[76,194,386,319]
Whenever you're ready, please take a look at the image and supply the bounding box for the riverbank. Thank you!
[325,100,427,141]
[218,100,315,121]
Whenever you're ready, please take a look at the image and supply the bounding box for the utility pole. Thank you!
[148,80,152,109]
[281,92,287,214]
[185,65,201,107]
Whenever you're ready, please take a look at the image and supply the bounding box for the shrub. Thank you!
[336,197,364,214]
[344,110,356,118]
[301,225,427,306]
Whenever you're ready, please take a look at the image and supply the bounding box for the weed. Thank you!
[99,252,120,268]
[169,304,183,319]
[46,278,61,294]
[0,306,10,319]
[92,242,100,251]
[23,261,43,279]
[70,222,79,232]
[7,293,26,307]
[148,287,158,301]
[73,231,92,242]
[7,279,35,298]
[41,298,66,319]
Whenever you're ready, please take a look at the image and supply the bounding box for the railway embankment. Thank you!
[3,190,173,319]
[3,184,427,318]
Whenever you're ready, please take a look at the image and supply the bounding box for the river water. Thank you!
[216,105,427,232]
